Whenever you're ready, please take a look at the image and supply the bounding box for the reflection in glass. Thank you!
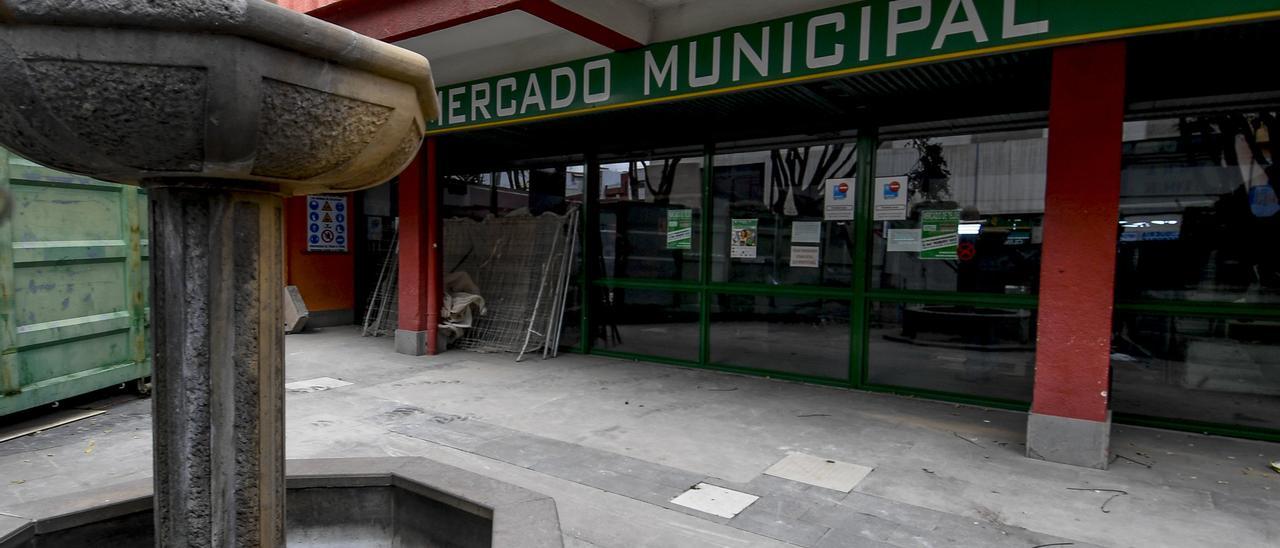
[559,225,583,351]
[598,156,704,281]
[594,288,700,361]
[709,294,850,380]
[873,131,1047,294]
[866,301,1036,401]
[1112,312,1280,430]
[712,144,857,287]
[443,167,586,220]
[1117,112,1280,303]
[442,171,497,220]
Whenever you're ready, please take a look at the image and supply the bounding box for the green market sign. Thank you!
[428,0,1280,134]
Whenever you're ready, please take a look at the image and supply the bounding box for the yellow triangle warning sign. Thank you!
[322,213,333,223]
[321,202,333,211]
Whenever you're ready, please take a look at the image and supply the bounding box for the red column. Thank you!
[395,139,443,356]
[425,138,443,355]
[1027,41,1126,469]
[395,146,430,355]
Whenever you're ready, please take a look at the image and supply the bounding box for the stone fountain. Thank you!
[0,1,560,546]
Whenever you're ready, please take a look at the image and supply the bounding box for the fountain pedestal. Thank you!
[0,1,439,544]
[149,185,286,546]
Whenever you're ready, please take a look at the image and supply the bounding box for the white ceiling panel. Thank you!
[395,10,561,60]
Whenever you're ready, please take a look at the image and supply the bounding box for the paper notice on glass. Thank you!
[920,209,961,260]
[667,209,693,250]
[886,228,922,252]
[874,176,909,221]
[730,219,758,259]
[789,246,820,268]
[824,178,855,221]
[791,221,821,244]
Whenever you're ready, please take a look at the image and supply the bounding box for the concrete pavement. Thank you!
[2,326,1277,547]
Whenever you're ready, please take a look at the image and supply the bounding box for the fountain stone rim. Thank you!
[0,457,564,548]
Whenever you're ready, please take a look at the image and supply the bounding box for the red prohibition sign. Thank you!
[957,242,977,262]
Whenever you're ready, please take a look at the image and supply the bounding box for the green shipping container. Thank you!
[0,147,150,416]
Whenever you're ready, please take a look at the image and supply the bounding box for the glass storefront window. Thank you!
[1112,312,1280,430]
[709,294,850,380]
[443,171,497,220]
[598,156,704,281]
[1117,113,1280,304]
[712,144,857,287]
[594,288,700,361]
[866,301,1036,401]
[559,225,583,351]
[444,166,586,220]
[872,130,1048,294]
[442,165,585,354]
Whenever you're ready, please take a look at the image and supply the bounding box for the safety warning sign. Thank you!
[306,195,348,252]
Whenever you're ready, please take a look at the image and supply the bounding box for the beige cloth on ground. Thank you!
[439,272,486,340]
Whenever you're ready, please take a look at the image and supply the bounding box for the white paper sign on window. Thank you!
[790,246,820,268]
[874,176,908,221]
[823,178,855,221]
[791,221,822,244]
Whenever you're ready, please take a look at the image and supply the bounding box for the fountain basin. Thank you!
[0,458,563,548]
[0,0,437,194]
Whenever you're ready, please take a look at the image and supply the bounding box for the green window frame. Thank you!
[557,123,1277,442]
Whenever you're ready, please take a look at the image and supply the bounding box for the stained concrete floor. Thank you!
[2,326,1278,547]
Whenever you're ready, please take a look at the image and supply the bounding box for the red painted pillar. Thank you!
[395,146,430,355]
[424,138,443,355]
[1026,41,1127,469]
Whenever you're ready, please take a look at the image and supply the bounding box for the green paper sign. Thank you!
[667,208,693,250]
[731,218,759,259]
[920,209,961,260]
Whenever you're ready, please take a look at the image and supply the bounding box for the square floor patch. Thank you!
[764,452,873,492]
[285,377,353,393]
[669,483,759,519]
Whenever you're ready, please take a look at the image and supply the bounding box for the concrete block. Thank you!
[284,285,309,334]
[395,329,428,356]
[1026,412,1111,470]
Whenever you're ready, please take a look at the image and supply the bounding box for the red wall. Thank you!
[284,196,356,313]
